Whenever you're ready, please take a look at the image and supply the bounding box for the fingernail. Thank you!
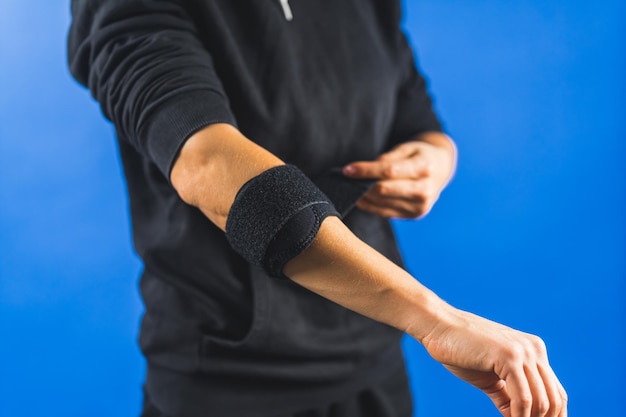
[343,165,356,175]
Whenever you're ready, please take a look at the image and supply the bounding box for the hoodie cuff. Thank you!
[139,89,238,180]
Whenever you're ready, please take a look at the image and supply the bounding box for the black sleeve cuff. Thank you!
[139,90,238,180]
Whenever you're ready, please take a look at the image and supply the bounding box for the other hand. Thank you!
[342,132,457,218]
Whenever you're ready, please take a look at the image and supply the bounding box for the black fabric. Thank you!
[68,0,443,415]
[226,165,340,277]
[264,203,337,278]
[67,0,442,179]
[143,343,412,417]
[314,168,377,217]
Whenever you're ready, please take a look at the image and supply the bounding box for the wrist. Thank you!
[400,285,453,343]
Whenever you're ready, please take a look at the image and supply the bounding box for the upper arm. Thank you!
[67,0,237,180]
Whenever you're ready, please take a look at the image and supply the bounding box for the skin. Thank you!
[171,123,568,417]
[343,131,457,219]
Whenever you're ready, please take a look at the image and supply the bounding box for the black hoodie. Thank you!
[68,1,442,415]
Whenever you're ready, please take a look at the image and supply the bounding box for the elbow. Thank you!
[170,157,198,206]
[169,125,219,206]
[170,152,230,229]
[169,124,239,229]
[170,123,286,230]
[170,140,217,209]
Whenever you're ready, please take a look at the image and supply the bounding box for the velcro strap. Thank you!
[314,168,376,217]
[225,165,340,278]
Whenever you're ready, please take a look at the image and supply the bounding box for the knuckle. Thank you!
[408,188,425,200]
[552,397,563,414]
[407,183,426,200]
[375,183,389,196]
[383,165,397,178]
[422,162,433,176]
[503,344,525,362]
[520,338,539,358]
[531,335,547,354]
[518,394,533,410]
[420,184,432,199]
[536,398,550,415]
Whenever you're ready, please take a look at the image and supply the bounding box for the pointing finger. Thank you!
[343,156,430,180]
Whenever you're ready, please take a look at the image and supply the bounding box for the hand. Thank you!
[417,307,568,417]
[342,132,457,218]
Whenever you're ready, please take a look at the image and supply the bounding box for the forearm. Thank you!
[284,216,447,341]
[285,218,568,417]
[171,123,447,340]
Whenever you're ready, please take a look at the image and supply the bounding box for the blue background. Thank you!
[0,1,623,416]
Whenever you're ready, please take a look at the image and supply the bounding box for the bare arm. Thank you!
[170,123,283,230]
[172,123,566,417]
[70,0,565,412]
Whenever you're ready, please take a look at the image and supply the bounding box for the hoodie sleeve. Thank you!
[67,0,237,179]
[386,12,444,147]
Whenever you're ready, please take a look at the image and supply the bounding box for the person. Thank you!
[68,1,567,416]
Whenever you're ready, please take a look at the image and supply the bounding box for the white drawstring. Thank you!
[278,0,293,21]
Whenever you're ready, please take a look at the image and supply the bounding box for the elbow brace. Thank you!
[225,165,340,278]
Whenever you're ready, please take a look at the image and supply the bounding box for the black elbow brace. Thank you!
[225,165,340,278]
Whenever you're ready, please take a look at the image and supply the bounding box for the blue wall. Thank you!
[0,1,623,416]
[399,1,625,416]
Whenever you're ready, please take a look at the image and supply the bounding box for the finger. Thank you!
[444,364,513,417]
[504,365,533,417]
[529,337,566,417]
[362,193,425,215]
[356,198,421,219]
[524,364,550,417]
[368,179,429,200]
[343,155,430,180]
[356,197,416,219]
[359,194,429,219]
[557,379,568,417]
[482,379,513,417]
[537,363,567,417]
[343,160,389,180]
[364,180,439,217]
